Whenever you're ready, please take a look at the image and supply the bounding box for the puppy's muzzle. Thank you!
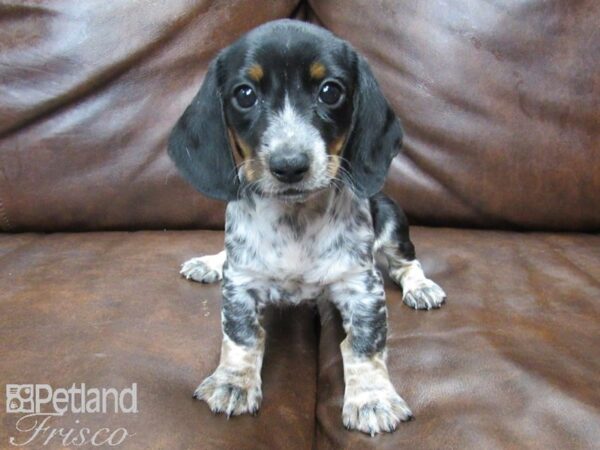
[269,151,311,184]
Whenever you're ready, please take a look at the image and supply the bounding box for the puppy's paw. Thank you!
[403,279,446,310]
[342,387,413,436]
[193,368,262,417]
[180,255,223,284]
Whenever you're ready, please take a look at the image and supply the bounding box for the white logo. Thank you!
[5,383,137,415]
[5,383,137,447]
[6,385,35,414]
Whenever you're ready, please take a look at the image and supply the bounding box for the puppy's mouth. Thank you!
[274,187,324,203]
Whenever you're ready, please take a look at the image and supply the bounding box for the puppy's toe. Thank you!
[193,372,262,417]
[180,256,223,284]
[403,279,446,310]
[342,389,413,436]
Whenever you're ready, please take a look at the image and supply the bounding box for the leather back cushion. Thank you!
[0,0,299,231]
[1,0,598,231]
[309,0,600,231]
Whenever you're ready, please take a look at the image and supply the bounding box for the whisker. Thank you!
[326,155,357,193]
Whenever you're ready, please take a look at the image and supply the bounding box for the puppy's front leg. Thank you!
[193,280,264,417]
[330,269,413,436]
[180,250,226,284]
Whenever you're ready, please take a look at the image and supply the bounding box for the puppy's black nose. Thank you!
[269,152,310,183]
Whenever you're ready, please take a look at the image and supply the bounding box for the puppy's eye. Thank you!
[318,81,344,106]
[233,85,257,109]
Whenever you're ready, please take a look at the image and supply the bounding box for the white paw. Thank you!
[342,387,413,436]
[403,279,446,310]
[193,368,262,417]
[180,253,224,284]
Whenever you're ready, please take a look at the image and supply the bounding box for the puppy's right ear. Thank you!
[168,58,238,202]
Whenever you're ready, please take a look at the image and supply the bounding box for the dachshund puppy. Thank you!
[169,19,446,436]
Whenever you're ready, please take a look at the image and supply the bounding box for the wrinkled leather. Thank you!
[0,0,300,232]
[1,1,599,232]
[0,231,318,449]
[1,1,599,449]
[316,227,600,449]
[0,229,598,449]
[309,0,600,231]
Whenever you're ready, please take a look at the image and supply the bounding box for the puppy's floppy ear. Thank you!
[168,57,238,202]
[343,54,403,198]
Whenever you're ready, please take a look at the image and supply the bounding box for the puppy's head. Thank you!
[169,20,402,202]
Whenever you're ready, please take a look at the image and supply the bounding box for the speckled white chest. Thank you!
[224,188,375,305]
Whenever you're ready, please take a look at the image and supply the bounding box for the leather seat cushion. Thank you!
[315,227,600,449]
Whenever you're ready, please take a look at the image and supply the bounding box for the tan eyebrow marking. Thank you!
[247,64,264,82]
[310,61,327,80]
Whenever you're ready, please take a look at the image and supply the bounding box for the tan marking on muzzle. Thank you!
[328,134,346,156]
[327,155,342,177]
[228,128,256,182]
[327,134,347,177]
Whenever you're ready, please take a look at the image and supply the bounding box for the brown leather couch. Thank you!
[1,1,598,449]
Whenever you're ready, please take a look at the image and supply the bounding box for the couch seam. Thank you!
[289,0,308,20]
[0,196,10,231]
[0,149,11,231]
[311,305,320,450]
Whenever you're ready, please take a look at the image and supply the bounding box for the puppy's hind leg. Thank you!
[180,250,226,284]
[370,193,446,310]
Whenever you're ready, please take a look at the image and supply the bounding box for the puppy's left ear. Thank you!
[343,55,403,198]
[168,57,239,202]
